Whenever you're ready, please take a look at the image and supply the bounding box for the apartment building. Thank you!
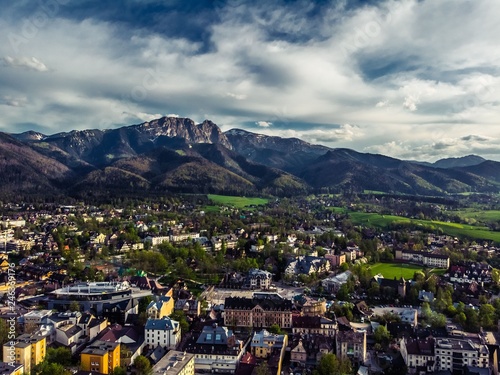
[2,334,46,375]
[80,340,120,375]
[224,293,293,329]
[336,330,366,364]
[145,317,181,350]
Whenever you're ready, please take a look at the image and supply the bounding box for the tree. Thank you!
[314,353,353,375]
[139,295,154,313]
[374,325,391,346]
[169,310,189,335]
[112,366,127,375]
[255,361,270,375]
[479,303,496,329]
[32,362,71,375]
[268,324,283,335]
[134,355,152,375]
[46,347,72,366]
[69,300,80,312]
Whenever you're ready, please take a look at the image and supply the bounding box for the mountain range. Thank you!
[1,116,499,198]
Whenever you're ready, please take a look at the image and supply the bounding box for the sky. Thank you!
[0,0,499,162]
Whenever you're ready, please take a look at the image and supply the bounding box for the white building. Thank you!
[145,317,181,350]
[434,338,489,373]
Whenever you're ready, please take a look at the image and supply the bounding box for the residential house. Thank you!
[250,330,288,359]
[174,298,201,318]
[145,317,181,350]
[183,324,246,374]
[147,295,174,319]
[322,271,352,293]
[96,324,145,366]
[245,269,273,290]
[292,316,337,337]
[400,337,435,374]
[336,330,366,365]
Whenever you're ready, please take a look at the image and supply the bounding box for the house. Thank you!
[145,317,181,350]
[250,330,287,359]
[400,337,435,374]
[183,324,246,374]
[96,324,145,366]
[418,290,435,302]
[80,340,120,375]
[245,269,273,290]
[301,297,327,317]
[322,271,352,293]
[147,295,174,319]
[336,330,366,364]
[290,340,307,367]
[292,316,337,337]
[373,275,406,298]
[174,298,201,318]
[285,256,331,276]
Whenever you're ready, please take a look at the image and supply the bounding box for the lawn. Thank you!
[207,194,269,208]
[349,212,500,242]
[367,262,424,279]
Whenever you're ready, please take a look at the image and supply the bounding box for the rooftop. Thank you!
[152,350,195,375]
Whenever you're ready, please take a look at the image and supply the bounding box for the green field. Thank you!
[452,209,500,224]
[367,262,424,279]
[207,194,269,208]
[366,262,446,279]
[349,212,500,242]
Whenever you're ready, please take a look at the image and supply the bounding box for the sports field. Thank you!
[367,262,424,279]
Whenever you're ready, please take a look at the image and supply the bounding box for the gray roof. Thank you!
[196,325,231,345]
[145,317,179,331]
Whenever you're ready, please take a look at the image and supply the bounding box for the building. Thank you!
[290,340,307,367]
[147,295,174,319]
[292,316,337,337]
[434,338,489,373]
[145,317,181,350]
[400,337,435,374]
[183,324,246,374]
[325,254,346,268]
[395,249,450,269]
[245,269,273,290]
[285,256,331,276]
[21,310,52,334]
[152,351,195,375]
[96,324,145,366]
[0,363,23,375]
[321,271,352,293]
[250,330,288,359]
[2,334,46,375]
[48,281,150,314]
[80,340,120,374]
[336,330,366,364]
[301,297,327,317]
[224,293,293,329]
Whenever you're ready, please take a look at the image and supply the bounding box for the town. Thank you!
[1,192,500,375]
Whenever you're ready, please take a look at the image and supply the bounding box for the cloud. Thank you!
[0,1,500,161]
[0,95,27,107]
[1,56,48,72]
[255,121,272,127]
